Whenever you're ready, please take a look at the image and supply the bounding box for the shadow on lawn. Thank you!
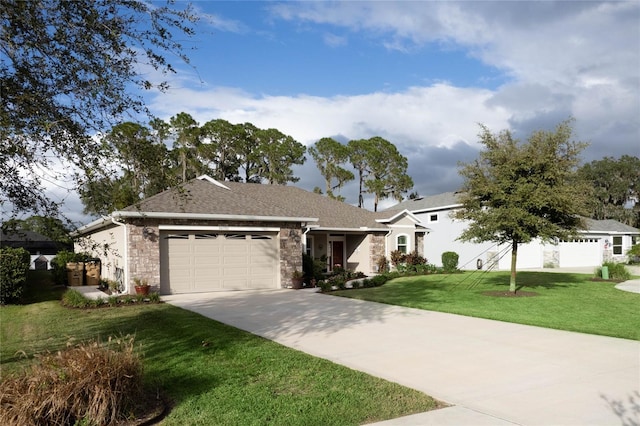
[21,270,66,304]
[471,271,588,291]
[163,289,425,346]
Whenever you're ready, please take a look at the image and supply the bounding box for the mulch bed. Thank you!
[482,291,539,297]
[121,391,168,426]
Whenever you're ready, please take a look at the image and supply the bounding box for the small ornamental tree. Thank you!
[454,119,592,292]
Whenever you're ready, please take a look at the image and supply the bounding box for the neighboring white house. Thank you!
[388,192,640,270]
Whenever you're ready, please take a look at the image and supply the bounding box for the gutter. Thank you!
[73,212,319,235]
[110,210,318,224]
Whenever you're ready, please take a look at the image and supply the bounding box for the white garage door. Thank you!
[160,231,278,294]
[557,238,601,267]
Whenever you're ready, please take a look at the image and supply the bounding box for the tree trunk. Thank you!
[510,240,518,293]
[358,168,364,208]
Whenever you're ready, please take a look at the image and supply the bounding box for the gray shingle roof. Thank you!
[385,192,462,212]
[121,177,388,230]
[583,218,640,233]
[385,192,640,234]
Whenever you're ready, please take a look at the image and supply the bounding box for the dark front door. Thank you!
[331,241,344,270]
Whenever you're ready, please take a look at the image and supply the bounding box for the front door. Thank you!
[331,241,344,271]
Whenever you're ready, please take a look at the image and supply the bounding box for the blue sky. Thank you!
[182,2,509,95]
[58,1,640,223]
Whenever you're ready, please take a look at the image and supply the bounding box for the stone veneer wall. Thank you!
[279,225,303,287]
[125,218,303,293]
[415,233,425,257]
[369,233,386,273]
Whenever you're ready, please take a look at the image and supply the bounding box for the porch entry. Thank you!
[329,236,345,271]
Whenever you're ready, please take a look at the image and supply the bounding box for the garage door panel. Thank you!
[558,240,600,267]
[161,231,278,294]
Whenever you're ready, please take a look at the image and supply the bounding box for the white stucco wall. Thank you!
[415,209,636,270]
[74,223,126,282]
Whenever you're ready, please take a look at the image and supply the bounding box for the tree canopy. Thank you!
[309,137,354,201]
[1,0,196,217]
[78,117,307,215]
[348,137,413,211]
[578,155,640,227]
[454,120,591,292]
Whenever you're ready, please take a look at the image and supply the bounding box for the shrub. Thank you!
[376,256,389,273]
[318,280,332,292]
[61,289,96,308]
[371,275,388,287]
[0,336,144,426]
[595,262,631,281]
[441,251,459,272]
[627,244,640,264]
[405,250,426,266]
[415,263,437,275]
[0,247,30,304]
[390,250,406,267]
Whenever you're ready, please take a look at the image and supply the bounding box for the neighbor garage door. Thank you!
[160,231,278,294]
[557,238,601,267]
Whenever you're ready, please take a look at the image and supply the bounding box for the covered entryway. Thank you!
[159,231,278,294]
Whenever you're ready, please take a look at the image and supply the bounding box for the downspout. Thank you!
[111,217,129,295]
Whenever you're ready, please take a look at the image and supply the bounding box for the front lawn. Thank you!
[1,272,440,425]
[333,271,640,340]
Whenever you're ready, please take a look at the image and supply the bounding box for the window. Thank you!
[613,236,623,255]
[305,236,314,257]
[225,234,246,240]
[165,234,189,239]
[429,213,438,223]
[396,235,408,254]
[195,233,218,239]
[251,235,272,240]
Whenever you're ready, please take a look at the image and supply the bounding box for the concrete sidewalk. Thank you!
[164,289,640,426]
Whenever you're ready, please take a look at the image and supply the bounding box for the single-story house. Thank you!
[75,175,427,294]
[0,229,72,270]
[387,192,640,270]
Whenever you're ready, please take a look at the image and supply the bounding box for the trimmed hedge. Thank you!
[0,247,30,304]
[441,251,459,272]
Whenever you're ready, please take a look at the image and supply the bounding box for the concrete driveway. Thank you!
[164,289,640,426]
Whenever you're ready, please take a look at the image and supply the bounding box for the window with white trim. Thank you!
[396,234,408,254]
[613,236,623,255]
[428,213,438,223]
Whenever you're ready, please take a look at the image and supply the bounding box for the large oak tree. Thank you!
[1,0,196,217]
[578,155,640,227]
[454,120,592,292]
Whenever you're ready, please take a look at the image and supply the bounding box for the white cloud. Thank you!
[149,83,511,148]
[323,32,347,47]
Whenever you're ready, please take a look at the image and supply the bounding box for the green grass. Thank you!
[333,271,640,340]
[1,272,440,425]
